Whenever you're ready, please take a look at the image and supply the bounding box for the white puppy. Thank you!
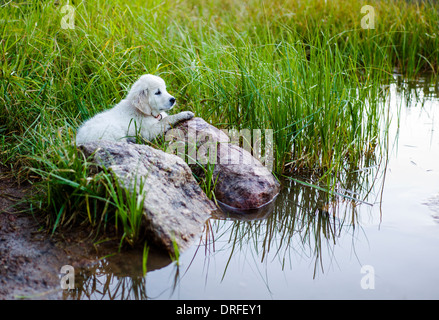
[76,74,194,144]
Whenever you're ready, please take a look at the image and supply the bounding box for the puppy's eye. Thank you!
[155,90,161,95]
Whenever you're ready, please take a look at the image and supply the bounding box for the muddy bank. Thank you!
[0,169,126,300]
[0,210,68,299]
[0,170,59,299]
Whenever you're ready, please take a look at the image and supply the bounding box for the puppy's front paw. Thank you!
[163,123,172,133]
[179,111,194,120]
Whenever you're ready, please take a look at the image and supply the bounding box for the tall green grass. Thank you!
[1,0,438,243]
[23,123,148,246]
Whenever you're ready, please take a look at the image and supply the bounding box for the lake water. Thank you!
[67,77,439,300]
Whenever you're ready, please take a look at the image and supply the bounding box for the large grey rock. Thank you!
[169,117,280,210]
[79,140,216,253]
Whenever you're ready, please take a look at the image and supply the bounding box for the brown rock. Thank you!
[169,117,280,210]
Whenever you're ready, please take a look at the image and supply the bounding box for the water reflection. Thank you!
[393,72,439,101]
[66,162,384,299]
[64,247,173,300]
[198,167,384,282]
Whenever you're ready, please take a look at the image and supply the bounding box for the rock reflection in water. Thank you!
[198,166,383,282]
[64,247,173,300]
[65,157,383,300]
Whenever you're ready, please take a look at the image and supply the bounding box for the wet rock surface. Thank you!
[171,117,280,210]
[79,140,216,253]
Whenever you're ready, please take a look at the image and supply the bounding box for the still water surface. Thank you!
[68,77,439,299]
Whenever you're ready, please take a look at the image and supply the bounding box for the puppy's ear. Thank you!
[133,88,152,115]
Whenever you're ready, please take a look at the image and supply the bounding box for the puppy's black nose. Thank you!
[169,97,176,105]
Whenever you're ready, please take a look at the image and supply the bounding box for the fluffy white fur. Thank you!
[76,74,194,144]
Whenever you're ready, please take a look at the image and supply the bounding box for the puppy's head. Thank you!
[127,74,176,117]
